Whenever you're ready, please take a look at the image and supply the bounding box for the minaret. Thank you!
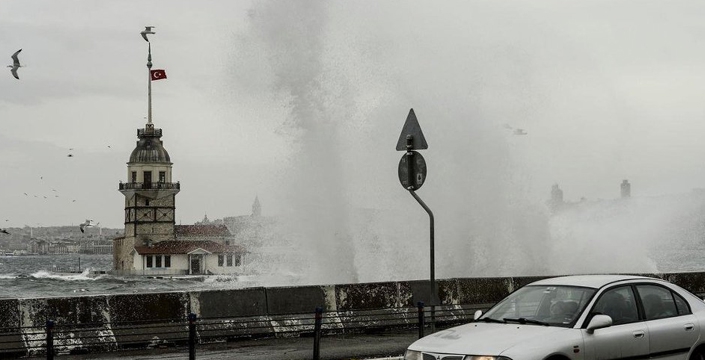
[113,27,179,271]
[251,196,261,217]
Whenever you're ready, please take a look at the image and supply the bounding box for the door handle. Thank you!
[685,324,695,331]
[633,331,645,338]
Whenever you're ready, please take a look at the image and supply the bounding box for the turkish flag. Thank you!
[150,69,167,81]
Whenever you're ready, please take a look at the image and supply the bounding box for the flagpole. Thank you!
[147,42,153,126]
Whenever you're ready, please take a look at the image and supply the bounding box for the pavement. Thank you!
[24,328,420,360]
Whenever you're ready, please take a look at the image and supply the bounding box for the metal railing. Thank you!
[118,182,180,190]
[0,304,487,359]
[138,128,162,137]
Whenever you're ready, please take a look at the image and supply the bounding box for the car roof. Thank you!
[529,274,658,289]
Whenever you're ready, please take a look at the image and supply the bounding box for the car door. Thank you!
[582,285,650,360]
[636,284,699,360]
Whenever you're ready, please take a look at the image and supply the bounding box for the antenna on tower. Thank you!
[141,26,155,126]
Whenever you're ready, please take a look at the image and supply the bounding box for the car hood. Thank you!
[408,322,570,356]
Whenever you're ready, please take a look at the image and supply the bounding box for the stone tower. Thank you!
[114,123,180,271]
[113,28,180,272]
[621,179,631,198]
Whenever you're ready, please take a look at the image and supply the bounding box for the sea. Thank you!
[1,249,704,299]
[0,254,277,299]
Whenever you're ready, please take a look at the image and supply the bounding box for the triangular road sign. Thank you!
[396,108,428,151]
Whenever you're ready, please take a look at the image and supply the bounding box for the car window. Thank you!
[673,292,691,315]
[636,285,680,320]
[592,286,639,325]
[483,285,595,327]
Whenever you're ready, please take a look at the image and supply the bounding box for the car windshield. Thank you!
[481,285,596,327]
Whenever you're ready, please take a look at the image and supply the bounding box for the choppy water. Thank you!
[0,254,298,299]
[0,249,703,299]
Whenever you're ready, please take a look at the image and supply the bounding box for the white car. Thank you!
[405,274,705,360]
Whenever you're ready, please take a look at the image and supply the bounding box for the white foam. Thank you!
[31,268,103,281]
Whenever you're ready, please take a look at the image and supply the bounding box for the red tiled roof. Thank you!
[134,240,243,255]
[175,224,231,237]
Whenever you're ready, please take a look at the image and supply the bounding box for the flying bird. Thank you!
[8,49,21,80]
[67,154,74,157]
[141,26,155,42]
[0,229,9,235]
[79,219,96,233]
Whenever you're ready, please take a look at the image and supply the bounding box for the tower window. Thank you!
[159,171,166,183]
[143,171,152,184]
[145,199,150,206]
[131,171,137,183]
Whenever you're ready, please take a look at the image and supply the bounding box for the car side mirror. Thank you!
[473,310,483,320]
[586,314,612,333]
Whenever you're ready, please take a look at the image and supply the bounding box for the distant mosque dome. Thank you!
[128,128,171,164]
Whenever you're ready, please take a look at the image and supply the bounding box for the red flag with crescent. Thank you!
[150,69,167,81]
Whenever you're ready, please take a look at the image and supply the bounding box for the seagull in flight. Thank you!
[0,229,9,235]
[141,26,155,42]
[8,49,21,79]
[79,219,97,233]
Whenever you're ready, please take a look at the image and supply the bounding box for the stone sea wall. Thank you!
[2,272,705,356]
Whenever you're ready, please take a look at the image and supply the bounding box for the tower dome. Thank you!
[128,127,171,164]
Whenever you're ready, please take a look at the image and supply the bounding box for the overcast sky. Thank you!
[2,0,705,279]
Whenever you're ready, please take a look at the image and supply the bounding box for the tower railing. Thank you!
[137,128,162,137]
[119,182,180,190]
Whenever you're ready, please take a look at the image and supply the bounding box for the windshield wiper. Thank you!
[503,317,549,326]
[476,317,505,323]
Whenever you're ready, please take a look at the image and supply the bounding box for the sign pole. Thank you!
[396,108,435,333]
[409,189,435,333]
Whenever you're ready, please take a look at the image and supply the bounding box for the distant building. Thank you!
[621,179,631,198]
[548,180,635,212]
[548,184,564,212]
[222,196,275,249]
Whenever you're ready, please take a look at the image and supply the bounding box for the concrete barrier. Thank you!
[266,286,334,336]
[4,272,705,358]
[108,292,189,349]
[0,299,22,357]
[193,288,272,340]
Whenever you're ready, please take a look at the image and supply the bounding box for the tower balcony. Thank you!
[138,128,162,137]
[119,182,179,191]
[119,181,180,200]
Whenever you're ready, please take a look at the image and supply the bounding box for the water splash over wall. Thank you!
[227,2,701,285]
